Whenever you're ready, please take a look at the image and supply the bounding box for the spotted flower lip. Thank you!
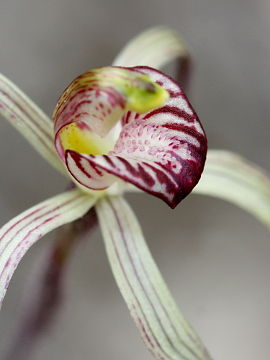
[53,65,207,208]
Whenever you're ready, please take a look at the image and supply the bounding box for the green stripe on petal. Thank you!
[96,195,211,360]
[194,150,270,227]
[113,26,189,70]
[0,189,96,309]
[0,74,65,174]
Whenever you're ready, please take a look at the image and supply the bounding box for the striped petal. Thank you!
[193,150,270,228]
[0,74,64,174]
[96,195,211,360]
[5,209,97,360]
[65,66,207,208]
[113,26,189,70]
[0,189,96,309]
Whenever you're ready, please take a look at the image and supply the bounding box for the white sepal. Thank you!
[0,189,96,308]
[194,150,270,227]
[0,73,65,174]
[113,26,189,70]
[96,195,211,360]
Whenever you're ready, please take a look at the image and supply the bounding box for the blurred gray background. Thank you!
[0,0,270,359]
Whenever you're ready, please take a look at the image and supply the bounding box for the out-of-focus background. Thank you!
[0,0,270,359]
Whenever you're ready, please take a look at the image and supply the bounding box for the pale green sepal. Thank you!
[96,195,212,360]
[113,26,189,70]
[194,150,270,228]
[0,189,97,308]
[0,73,66,175]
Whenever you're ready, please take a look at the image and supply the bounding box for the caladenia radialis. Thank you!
[1,27,270,360]
[53,65,207,208]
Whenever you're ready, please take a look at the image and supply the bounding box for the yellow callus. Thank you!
[59,122,114,155]
[55,67,170,157]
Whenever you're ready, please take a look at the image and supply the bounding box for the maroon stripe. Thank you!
[0,195,88,283]
[116,197,203,356]
[0,206,46,243]
[102,155,115,167]
[105,203,174,360]
[1,215,59,281]
[108,198,192,360]
[70,100,93,117]
[143,105,196,123]
[106,229,160,354]
[0,193,84,258]
[162,123,206,146]
[71,153,93,180]
[56,88,92,118]
[0,93,56,155]
[71,153,107,179]
[0,87,53,139]
[113,197,204,354]
[122,110,132,125]
[66,153,110,190]
[116,157,156,187]
[135,313,157,350]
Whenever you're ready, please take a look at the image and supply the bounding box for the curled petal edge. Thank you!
[62,66,207,209]
[126,149,270,229]
[126,149,270,228]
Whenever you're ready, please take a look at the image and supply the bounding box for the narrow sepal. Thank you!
[113,26,189,70]
[0,189,96,308]
[0,74,65,174]
[96,195,211,360]
[194,150,270,227]
[4,209,97,360]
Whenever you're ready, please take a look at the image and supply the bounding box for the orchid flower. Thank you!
[1,27,270,360]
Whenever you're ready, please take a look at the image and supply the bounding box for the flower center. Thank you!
[54,67,169,159]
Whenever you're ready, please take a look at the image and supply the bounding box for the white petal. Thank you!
[113,26,189,70]
[96,195,211,360]
[0,73,65,174]
[0,189,96,308]
[194,150,270,227]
